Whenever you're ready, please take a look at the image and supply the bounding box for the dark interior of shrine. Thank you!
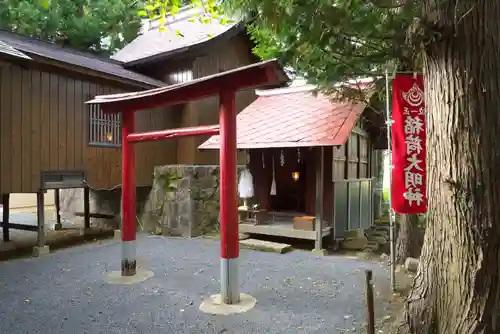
[269,160,307,213]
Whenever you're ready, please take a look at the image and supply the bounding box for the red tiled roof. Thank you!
[199,90,366,149]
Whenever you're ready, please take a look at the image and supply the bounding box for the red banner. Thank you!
[391,74,427,214]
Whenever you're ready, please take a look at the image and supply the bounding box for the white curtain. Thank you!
[238,168,254,199]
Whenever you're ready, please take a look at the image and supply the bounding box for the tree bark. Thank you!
[395,1,500,333]
[395,214,421,265]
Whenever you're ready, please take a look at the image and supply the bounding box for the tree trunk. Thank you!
[395,214,421,265]
[395,1,500,333]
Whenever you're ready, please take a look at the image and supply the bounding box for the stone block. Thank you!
[32,245,50,257]
[370,235,388,245]
[364,241,380,252]
[356,250,374,260]
[240,239,292,254]
[238,233,250,240]
[311,248,329,256]
[342,236,369,250]
[405,257,420,273]
[343,229,365,240]
[374,225,391,234]
[141,165,244,238]
[372,230,389,238]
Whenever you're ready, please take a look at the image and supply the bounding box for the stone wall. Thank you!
[141,165,244,238]
[59,186,151,230]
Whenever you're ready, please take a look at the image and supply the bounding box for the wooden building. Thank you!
[0,7,264,250]
[0,30,175,195]
[113,7,260,165]
[199,83,385,249]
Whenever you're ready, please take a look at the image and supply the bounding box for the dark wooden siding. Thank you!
[0,63,177,194]
[359,135,369,177]
[332,129,372,182]
[158,34,257,165]
[333,144,347,180]
[125,33,258,166]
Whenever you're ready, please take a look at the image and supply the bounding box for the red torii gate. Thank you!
[86,59,286,304]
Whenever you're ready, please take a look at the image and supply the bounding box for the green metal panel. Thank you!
[333,182,348,239]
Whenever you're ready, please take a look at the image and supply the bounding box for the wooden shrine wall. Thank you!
[0,61,177,194]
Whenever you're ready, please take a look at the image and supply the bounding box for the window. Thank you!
[88,103,121,147]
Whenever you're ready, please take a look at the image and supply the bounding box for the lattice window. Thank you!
[88,103,121,147]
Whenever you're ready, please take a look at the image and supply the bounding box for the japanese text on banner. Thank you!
[391,75,427,214]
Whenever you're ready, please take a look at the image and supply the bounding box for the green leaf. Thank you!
[218,0,419,93]
[137,10,148,17]
[38,0,50,8]
[6,0,144,55]
[175,29,184,37]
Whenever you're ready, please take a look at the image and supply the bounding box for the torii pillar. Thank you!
[218,90,239,303]
[120,91,239,302]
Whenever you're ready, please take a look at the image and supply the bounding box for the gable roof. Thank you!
[86,59,289,112]
[0,30,165,88]
[112,6,243,66]
[0,40,31,60]
[199,85,366,149]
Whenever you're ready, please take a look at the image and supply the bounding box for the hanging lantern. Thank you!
[292,171,300,181]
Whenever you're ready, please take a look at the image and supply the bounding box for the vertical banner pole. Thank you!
[390,72,427,292]
[121,110,137,276]
[219,89,239,304]
[385,69,396,292]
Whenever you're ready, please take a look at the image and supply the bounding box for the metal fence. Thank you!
[332,178,374,239]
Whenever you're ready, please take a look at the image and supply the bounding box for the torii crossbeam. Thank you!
[86,59,287,304]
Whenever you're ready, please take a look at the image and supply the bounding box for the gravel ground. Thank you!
[0,235,393,334]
